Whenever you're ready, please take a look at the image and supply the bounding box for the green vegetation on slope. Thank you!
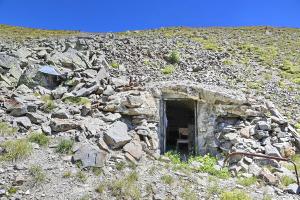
[0,24,79,40]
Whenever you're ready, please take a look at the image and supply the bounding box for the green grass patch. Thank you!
[41,95,56,113]
[0,122,18,136]
[110,60,120,69]
[0,24,79,41]
[56,139,74,154]
[29,165,46,184]
[109,171,140,199]
[0,139,32,161]
[115,161,126,171]
[164,151,230,179]
[280,175,296,186]
[96,183,106,194]
[192,37,221,51]
[220,189,252,200]
[76,171,87,183]
[161,174,174,185]
[63,96,91,107]
[62,171,72,178]
[28,132,49,146]
[237,176,257,186]
[180,186,197,200]
[161,65,175,75]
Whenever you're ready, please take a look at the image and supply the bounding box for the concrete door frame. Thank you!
[159,97,198,154]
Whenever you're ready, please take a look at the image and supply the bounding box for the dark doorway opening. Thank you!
[164,99,196,159]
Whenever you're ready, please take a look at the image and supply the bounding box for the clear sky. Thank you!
[0,0,299,32]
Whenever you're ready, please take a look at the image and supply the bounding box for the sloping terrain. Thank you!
[0,25,300,200]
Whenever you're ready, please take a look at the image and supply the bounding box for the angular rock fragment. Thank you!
[50,118,80,132]
[104,121,131,149]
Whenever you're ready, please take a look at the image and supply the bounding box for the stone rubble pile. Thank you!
[0,34,300,197]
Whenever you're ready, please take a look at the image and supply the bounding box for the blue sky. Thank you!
[0,0,299,32]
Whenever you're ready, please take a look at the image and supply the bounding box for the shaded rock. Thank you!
[257,121,271,131]
[104,121,131,149]
[72,144,108,168]
[73,84,99,97]
[26,112,46,124]
[123,140,143,160]
[51,109,69,119]
[50,118,80,132]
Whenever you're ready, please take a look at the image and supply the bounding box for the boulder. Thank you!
[49,49,88,70]
[265,143,281,157]
[14,117,32,129]
[123,140,143,160]
[26,112,47,124]
[50,118,80,132]
[72,144,108,168]
[257,121,271,131]
[4,98,28,116]
[259,168,279,185]
[104,121,131,149]
[73,84,99,97]
[52,86,68,99]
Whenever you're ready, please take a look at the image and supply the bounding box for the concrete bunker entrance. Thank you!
[161,98,197,158]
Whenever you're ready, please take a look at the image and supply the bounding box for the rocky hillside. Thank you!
[0,24,300,200]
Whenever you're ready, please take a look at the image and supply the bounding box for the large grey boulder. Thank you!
[104,121,131,149]
[4,98,28,117]
[48,49,87,70]
[72,144,108,168]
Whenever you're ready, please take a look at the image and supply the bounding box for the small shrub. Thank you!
[63,171,72,178]
[41,95,56,112]
[56,139,74,154]
[115,161,126,171]
[280,175,295,186]
[220,189,251,200]
[63,96,91,107]
[168,51,180,64]
[96,183,106,194]
[76,171,87,183]
[237,176,257,186]
[8,187,18,194]
[180,187,197,200]
[28,132,49,146]
[0,139,32,161]
[161,174,174,185]
[111,60,119,68]
[0,122,18,136]
[295,123,300,130]
[29,165,46,184]
[161,65,175,75]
